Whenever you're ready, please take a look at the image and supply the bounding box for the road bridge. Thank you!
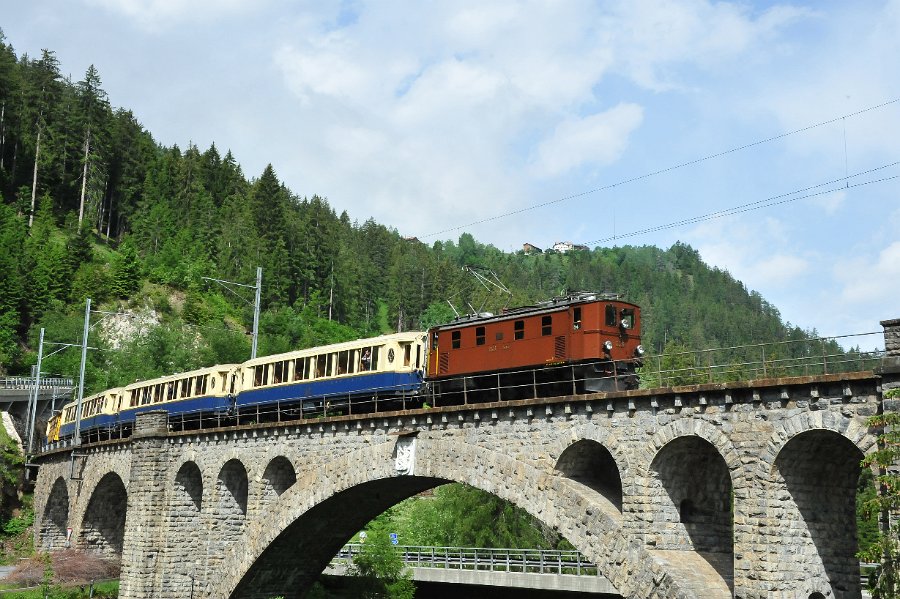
[326,544,616,594]
[30,318,900,599]
[0,377,73,452]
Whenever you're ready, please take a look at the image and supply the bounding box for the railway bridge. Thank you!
[31,318,900,599]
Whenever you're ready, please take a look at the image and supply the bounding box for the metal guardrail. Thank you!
[334,544,598,576]
[640,331,884,386]
[0,377,74,390]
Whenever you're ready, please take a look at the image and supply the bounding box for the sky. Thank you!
[3,0,899,348]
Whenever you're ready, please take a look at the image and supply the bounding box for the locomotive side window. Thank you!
[514,320,524,340]
[476,327,486,346]
[452,331,461,349]
[573,307,582,330]
[605,305,616,326]
[542,315,552,336]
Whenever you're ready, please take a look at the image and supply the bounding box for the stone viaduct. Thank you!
[31,319,900,599]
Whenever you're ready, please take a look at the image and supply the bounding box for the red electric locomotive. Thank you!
[426,292,644,404]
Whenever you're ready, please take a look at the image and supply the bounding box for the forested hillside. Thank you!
[0,31,828,391]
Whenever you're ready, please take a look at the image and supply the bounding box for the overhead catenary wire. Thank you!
[582,161,899,246]
[420,97,900,239]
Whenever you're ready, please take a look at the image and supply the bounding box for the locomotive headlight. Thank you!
[603,340,613,352]
[635,345,645,357]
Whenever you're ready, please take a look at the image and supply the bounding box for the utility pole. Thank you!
[73,299,91,446]
[251,267,261,360]
[26,328,45,454]
[203,267,262,360]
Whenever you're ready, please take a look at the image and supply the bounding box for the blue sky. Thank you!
[4,0,899,346]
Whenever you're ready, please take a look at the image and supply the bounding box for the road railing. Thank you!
[0,377,74,390]
[334,544,598,576]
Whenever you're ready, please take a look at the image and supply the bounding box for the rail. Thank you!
[333,544,598,576]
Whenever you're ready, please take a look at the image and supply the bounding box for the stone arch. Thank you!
[160,461,204,597]
[646,436,733,553]
[637,423,736,594]
[208,438,726,599]
[767,429,864,598]
[204,459,249,579]
[80,472,127,556]
[641,419,744,479]
[260,456,296,506]
[760,410,877,470]
[554,439,623,512]
[40,477,69,550]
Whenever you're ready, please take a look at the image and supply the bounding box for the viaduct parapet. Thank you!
[31,319,900,599]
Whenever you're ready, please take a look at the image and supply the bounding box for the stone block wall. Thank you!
[32,364,893,599]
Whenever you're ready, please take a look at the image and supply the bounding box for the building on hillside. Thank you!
[551,241,589,253]
[523,243,543,254]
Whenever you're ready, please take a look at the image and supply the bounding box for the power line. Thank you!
[582,161,899,246]
[420,97,900,239]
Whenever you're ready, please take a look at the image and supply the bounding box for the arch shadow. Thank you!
[772,429,864,598]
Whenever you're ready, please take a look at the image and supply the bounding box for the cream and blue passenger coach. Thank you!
[236,331,427,415]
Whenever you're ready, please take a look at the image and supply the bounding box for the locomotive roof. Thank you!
[433,292,637,330]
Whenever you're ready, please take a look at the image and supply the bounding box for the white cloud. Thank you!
[533,104,644,177]
[836,241,900,304]
[85,0,259,28]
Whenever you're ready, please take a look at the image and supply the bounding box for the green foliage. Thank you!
[348,530,414,599]
[859,410,900,598]
[0,425,24,525]
[641,341,709,388]
[2,504,34,538]
[368,484,561,550]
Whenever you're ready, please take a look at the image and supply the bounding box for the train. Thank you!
[45,293,643,445]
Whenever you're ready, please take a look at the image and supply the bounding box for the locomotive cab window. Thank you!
[542,315,552,336]
[451,330,461,349]
[605,304,617,327]
[476,327,486,346]
[573,307,582,330]
[620,309,635,329]
[514,320,524,340]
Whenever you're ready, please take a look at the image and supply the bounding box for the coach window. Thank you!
[274,361,286,384]
[181,378,191,398]
[452,330,461,349]
[338,350,350,375]
[371,346,381,369]
[605,304,616,326]
[403,343,412,366]
[315,354,327,378]
[573,307,582,330]
[514,320,524,340]
[476,326,486,346]
[542,315,552,336]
